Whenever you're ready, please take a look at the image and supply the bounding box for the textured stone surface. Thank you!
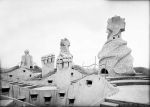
[98,16,136,76]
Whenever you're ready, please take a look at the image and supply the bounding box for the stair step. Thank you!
[100,102,119,107]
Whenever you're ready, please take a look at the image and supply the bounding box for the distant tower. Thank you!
[21,49,33,69]
[56,38,73,71]
[41,54,55,77]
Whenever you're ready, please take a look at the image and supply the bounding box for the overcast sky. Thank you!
[0,0,149,68]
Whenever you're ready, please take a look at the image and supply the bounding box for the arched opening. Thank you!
[101,68,108,74]
[71,72,74,76]
[30,66,33,69]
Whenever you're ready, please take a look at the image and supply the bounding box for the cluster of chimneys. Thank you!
[56,56,73,70]
[41,54,73,69]
[41,54,73,76]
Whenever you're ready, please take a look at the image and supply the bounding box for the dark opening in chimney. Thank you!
[101,68,108,74]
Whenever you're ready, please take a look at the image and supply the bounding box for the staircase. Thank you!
[100,73,150,107]
[100,98,150,107]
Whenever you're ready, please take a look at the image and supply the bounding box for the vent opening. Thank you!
[71,72,74,76]
[71,66,74,70]
[2,87,10,93]
[44,96,51,103]
[9,75,12,77]
[30,94,38,101]
[69,99,75,105]
[86,80,92,86]
[48,80,53,83]
[23,70,26,72]
[59,92,65,98]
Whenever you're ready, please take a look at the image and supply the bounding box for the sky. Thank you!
[0,0,149,68]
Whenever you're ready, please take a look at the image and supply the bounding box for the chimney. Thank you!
[41,54,55,77]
